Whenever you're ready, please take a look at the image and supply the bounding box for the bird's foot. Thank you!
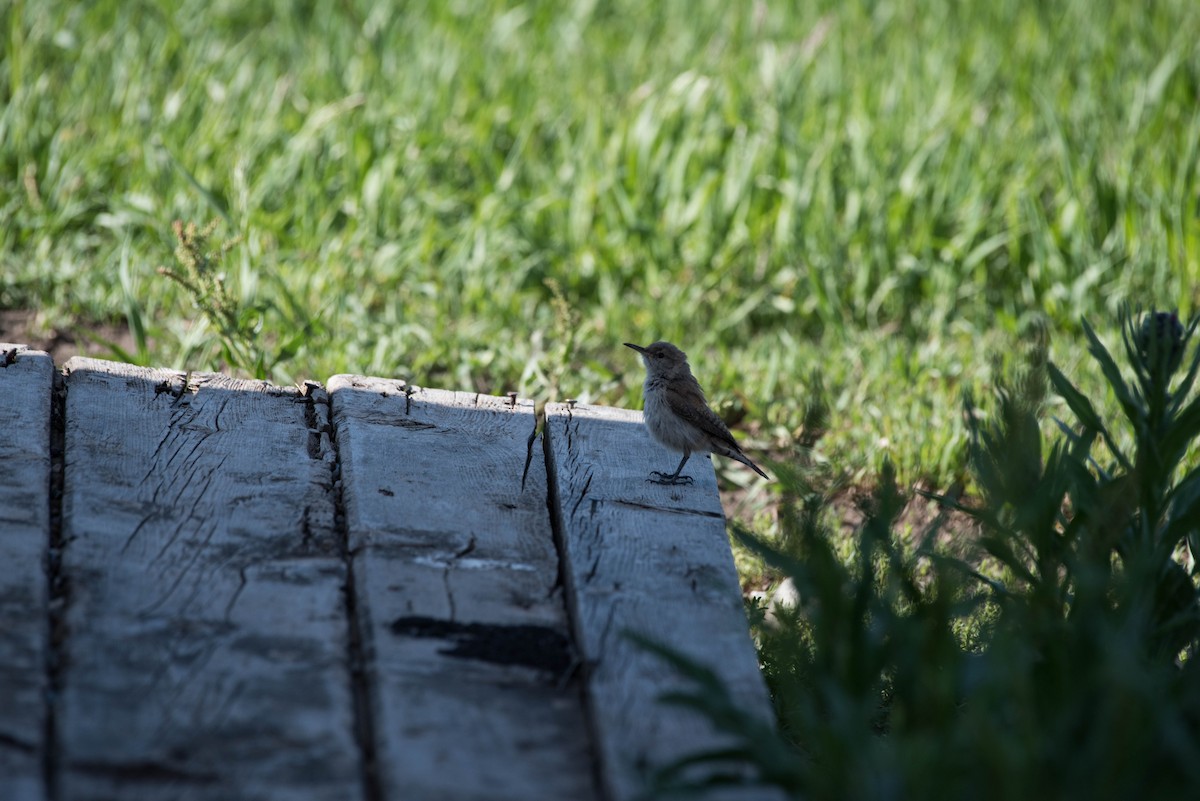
[648,471,693,486]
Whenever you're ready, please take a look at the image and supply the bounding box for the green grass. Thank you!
[3,0,1200,490]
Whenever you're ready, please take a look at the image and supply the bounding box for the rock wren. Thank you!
[625,341,770,485]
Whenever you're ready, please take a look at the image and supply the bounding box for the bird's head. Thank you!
[624,341,691,378]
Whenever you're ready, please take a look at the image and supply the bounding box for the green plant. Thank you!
[638,309,1200,800]
[157,220,319,380]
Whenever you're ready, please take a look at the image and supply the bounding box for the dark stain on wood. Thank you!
[389,616,572,676]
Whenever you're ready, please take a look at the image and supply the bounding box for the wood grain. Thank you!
[56,358,361,801]
[545,401,780,801]
[0,345,53,801]
[329,376,598,801]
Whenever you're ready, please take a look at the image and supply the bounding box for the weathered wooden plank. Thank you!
[57,358,361,801]
[545,402,780,801]
[0,344,54,801]
[328,376,598,801]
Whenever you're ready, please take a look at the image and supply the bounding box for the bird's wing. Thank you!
[664,382,741,451]
[665,379,770,480]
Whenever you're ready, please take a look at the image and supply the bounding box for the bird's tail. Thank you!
[715,443,770,480]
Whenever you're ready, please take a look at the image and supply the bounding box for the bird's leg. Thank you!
[649,453,693,485]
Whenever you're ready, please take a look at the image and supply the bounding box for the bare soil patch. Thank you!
[0,309,139,366]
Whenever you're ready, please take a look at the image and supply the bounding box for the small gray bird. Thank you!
[625,341,770,485]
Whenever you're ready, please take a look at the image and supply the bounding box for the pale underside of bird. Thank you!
[626,341,770,485]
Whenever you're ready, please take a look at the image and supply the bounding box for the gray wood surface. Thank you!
[0,345,54,801]
[329,376,598,801]
[1,352,778,801]
[545,401,780,801]
[56,358,361,801]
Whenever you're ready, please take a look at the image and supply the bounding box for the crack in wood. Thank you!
[0,730,37,753]
[610,499,726,520]
[594,603,620,669]
[326,388,384,801]
[300,504,317,549]
[69,759,219,783]
[121,512,159,554]
[541,409,610,801]
[388,417,436,431]
[564,413,576,453]
[144,408,220,493]
[224,565,249,623]
[43,368,68,801]
[570,471,594,520]
[149,424,177,473]
[210,395,232,432]
[143,517,221,615]
[442,566,457,622]
[454,535,478,559]
[521,415,539,491]
[141,455,226,569]
[301,383,330,463]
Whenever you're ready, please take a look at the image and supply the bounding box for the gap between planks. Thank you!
[310,383,385,801]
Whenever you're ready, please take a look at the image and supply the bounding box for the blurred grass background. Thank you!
[2,0,1199,492]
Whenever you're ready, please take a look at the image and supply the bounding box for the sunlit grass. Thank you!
[2,0,1199,492]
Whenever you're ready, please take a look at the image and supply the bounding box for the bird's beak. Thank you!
[624,343,647,354]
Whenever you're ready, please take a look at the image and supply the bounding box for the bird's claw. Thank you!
[647,471,694,486]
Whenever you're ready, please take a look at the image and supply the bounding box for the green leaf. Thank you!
[1163,467,1200,551]
[1162,396,1200,468]
[158,143,234,225]
[1047,362,1105,432]
[1082,317,1145,427]
[1168,317,1200,413]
